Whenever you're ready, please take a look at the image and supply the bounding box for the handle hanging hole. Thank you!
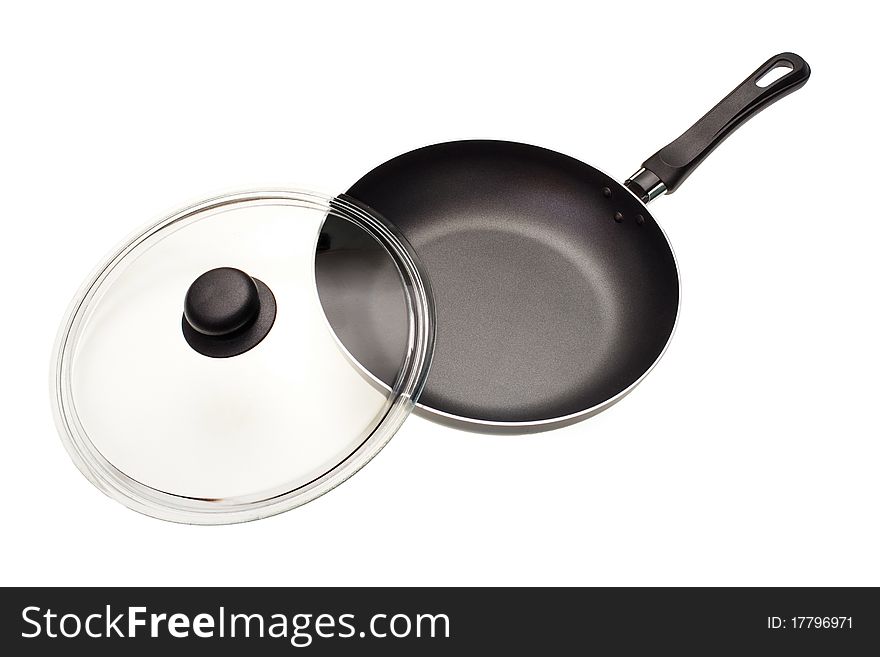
[756,63,793,88]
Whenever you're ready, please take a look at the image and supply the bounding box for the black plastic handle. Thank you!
[627,53,810,199]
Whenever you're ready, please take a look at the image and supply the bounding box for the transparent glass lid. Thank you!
[52,191,434,524]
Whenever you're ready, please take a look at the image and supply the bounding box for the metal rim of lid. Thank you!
[50,190,435,524]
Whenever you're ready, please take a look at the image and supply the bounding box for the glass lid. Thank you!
[52,191,434,524]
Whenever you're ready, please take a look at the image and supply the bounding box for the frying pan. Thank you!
[316,53,810,433]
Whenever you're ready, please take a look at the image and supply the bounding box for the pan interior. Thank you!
[318,141,679,426]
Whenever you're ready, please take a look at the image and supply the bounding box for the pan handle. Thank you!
[625,52,810,203]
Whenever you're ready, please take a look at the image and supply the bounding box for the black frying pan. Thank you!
[317,53,810,432]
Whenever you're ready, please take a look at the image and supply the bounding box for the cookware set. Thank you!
[52,53,810,522]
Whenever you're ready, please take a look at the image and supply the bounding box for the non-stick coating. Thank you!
[316,140,679,427]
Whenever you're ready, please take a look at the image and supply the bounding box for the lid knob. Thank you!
[182,267,277,358]
[184,268,260,336]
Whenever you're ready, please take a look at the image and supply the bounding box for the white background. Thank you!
[2,1,878,586]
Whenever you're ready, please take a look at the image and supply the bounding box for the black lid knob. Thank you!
[184,268,260,336]
[182,267,276,358]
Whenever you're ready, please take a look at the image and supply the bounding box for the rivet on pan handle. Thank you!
[625,52,811,203]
